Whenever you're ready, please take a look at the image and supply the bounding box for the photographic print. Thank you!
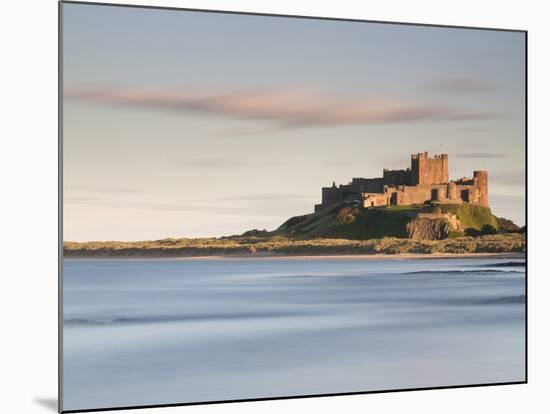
[60,2,526,412]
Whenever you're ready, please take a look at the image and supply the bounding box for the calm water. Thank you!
[62,257,525,411]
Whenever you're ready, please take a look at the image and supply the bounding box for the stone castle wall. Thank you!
[383,169,411,186]
[317,152,489,212]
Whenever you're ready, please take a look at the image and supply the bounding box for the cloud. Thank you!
[429,77,497,93]
[217,193,316,202]
[65,84,495,127]
[173,157,250,169]
[64,192,315,214]
[64,196,265,215]
[454,152,508,159]
[169,155,282,169]
[65,185,147,195]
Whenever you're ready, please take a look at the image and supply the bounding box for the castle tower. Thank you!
[410,152,449,185]
[473,170,488,207]
[432,187,445,202]
[446,181,457,201]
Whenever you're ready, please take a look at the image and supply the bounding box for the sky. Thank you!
[62,3,526,241]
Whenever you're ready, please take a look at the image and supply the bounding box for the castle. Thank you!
[315,152,488,212]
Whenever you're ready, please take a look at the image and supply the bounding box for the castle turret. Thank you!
[473,170,488,207]
[432,187,445,202]
[446,181,457,201]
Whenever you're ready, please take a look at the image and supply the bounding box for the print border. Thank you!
[58,1,528,412]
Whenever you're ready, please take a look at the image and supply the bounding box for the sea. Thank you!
[62,256,526,411]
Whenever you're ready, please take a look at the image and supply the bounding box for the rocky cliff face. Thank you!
[406,217,452,240]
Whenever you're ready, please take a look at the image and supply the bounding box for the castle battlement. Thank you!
[411,152,428,160]
[411,152,448,160]
[314,151,489,213]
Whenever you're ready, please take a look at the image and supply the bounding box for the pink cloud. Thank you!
[65,85,494,127]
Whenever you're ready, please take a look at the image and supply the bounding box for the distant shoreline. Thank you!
[63,233,526,261]
[63,252,525,261]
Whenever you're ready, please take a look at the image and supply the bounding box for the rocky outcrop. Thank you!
[406,217,452,240]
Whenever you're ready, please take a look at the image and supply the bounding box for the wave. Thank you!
[477,261,525,268]
[442,295,526,306]
[64,310,302,326]
[64,317,141,326]
[478,295,525,304]
[403,269,524,275]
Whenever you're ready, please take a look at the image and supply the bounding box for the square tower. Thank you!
[410,152,449,185]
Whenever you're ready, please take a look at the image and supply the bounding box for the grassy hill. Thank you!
[251,202,500,241]
[436,204,497,230]
[268,204,409,240]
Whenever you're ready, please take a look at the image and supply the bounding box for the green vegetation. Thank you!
[495,216,521,232]
[436,203,497,231]
[266,202,503,241]
[384,204,425,212]
[464,224,498,237]
[269,203,413,240]
[272,205,411,240]
[64,233,525,258]
[327,208,411,239]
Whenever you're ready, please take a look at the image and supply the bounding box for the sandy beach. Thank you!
[64,252,526,261]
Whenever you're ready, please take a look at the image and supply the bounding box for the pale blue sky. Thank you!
[62,3,526,241]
